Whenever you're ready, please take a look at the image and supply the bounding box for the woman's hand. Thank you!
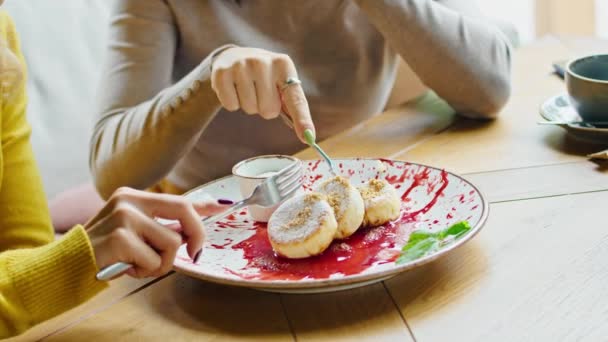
[210,46,315,142]
[85,187,229,278]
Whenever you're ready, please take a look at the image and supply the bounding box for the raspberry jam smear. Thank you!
[228,221,407,281]
[225,169,450,281]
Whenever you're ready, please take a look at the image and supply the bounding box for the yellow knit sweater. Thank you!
[0,12,107,338]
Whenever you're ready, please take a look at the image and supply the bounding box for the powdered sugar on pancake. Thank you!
[359,179,401,227]
[315,176,350,221]
[360,179,397,205]
[268,193,333,244]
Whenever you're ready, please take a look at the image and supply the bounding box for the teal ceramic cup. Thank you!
[566,54,608,122]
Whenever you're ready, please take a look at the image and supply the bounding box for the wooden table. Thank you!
[16,36,608,341]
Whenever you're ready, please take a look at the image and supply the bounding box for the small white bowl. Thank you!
[232,155,302,222]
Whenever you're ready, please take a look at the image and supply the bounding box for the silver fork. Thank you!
[96,161,303,281]
[280,112,337,176]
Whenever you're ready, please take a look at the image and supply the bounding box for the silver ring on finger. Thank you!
[281,77,302,91]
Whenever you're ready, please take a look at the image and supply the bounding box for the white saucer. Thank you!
[540,93,608,143]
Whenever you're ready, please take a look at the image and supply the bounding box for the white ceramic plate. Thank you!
[540,93,608,143]
[173,158,488,294]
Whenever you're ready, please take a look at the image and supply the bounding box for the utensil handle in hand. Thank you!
[95,200,248,281]
[279,112,294,129]
[96,262,131,281]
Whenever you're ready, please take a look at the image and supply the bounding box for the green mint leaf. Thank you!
[438,221,472,240]
[397,221,471,264]
[399,231,434,256]
[397,237,440,264]
[407,230,438,245]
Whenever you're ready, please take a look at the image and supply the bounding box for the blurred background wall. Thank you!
[479,0,607,44]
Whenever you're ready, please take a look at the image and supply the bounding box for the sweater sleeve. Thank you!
[0,13,107,338]
[0,12,53,251]
[354,0,512,118]
[89,0,233,199]
[0,227,107,338]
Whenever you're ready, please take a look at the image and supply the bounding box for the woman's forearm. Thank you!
[89,0,235,198]
[355,0,512,117]
[90,58,223,199]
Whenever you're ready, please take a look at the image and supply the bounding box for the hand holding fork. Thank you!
[96,161,303,281]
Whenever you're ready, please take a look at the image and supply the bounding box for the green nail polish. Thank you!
[304,129,316,146]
